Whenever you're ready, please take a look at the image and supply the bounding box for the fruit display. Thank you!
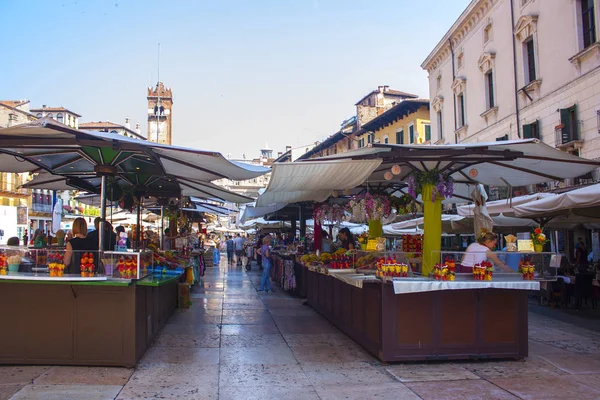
[376,257,409,279]
[473,261,493,281]
[48,252,65,277]
[0,252,6,275]
[149,246,189,270]
[402,235,422,253]
[520,261,535,280]
[117,256,137,278]
[80,253,95,277]
[433,263,455,281]
[329,254,352,269]
[355,253,378,269]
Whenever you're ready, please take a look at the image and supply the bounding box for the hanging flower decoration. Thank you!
[346,193,391,223]
[314,203,346,225]
[531,227,549,245]
[407,169,454,203]
[389,193,414,215]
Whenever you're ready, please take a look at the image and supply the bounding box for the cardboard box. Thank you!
[178,283,190,308]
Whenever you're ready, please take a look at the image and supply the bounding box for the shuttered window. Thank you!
[523,120,541,139]
[560,105,578,144]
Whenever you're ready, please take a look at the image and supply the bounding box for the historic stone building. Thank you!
[147,82,173,145]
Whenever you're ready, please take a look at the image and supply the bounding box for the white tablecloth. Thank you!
[332,273,379,289]
[392,280,540,294]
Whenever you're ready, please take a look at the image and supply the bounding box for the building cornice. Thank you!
[421,0,497,73]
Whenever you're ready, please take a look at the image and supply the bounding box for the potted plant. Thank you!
[531,227,549,252]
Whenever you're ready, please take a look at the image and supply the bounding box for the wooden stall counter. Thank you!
[0,273,179,368]
[306,268,535,362]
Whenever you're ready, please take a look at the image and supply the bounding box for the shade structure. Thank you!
[513,183,600,219]
[457,192,556,217]
[2,118,267,203]
[239,203,288,224]
[255,159,383,206]
[310,139,600,202]
[450,213,538,234]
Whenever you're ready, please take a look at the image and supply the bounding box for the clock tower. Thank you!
[147,82,173,145]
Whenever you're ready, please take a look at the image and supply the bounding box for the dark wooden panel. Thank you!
[481,290,518,344]
[439,290,476,346]
[364,284,381,344]
[73,286,135,365]
[395,292,435,347]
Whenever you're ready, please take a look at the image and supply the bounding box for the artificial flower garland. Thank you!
[407,169,454,202]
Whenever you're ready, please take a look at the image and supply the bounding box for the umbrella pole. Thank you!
[160,205,165,249]
[422,184,442,277]
[136,200,142,250]
[99,175,107,252]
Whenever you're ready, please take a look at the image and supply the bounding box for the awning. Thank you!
[309,139,600,203]
[457,193,556,217]
[256,159,383,207]
[514,183,600,219]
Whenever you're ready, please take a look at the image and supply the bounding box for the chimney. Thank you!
[384,85,390,92]
[125,117,130,129]
[277,152,283,157]
[42,104,47,109]
[378,86,384,93]
[135,122,141,135]
[285,146,292,152]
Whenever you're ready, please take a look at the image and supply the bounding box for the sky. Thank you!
[1,0,471,159]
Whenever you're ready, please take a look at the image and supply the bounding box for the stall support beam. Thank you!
[99,175,107,252]
[422,184,442,277]
[299,206,307,245]
[291,219,297,240]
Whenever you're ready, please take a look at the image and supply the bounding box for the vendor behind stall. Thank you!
[64,217,98,274]
[338,228,356,250]
[461,231,511,272]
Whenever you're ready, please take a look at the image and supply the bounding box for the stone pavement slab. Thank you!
[10,384,122,400]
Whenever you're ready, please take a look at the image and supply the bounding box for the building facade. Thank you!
[299,86,419,159]
[80,118,145,140]
[357,99,431,147]
[147,82,173,145]
[422,0,600,175]
[30,105,80,128]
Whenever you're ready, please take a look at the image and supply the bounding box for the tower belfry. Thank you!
[147,82,173,145]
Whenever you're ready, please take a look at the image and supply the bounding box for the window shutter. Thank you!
[560,108,571,144]
[496,134,509,141]
[425,125,431,141]
[535,119,541,139]
[572,104,579,140]
[523,123,532,139]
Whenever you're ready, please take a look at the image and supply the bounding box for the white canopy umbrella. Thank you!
[458,192,556,217]
[256,159,383,207]
[514,184,600,219]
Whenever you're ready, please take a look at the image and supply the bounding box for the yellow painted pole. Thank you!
[421,184,442,277]
[368,219,383,239]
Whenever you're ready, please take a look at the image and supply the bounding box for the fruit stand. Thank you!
[302,249,550,362]
[0,246,181,367]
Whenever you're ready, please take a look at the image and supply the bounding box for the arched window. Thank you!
[47,113,53,119]
[36,113,42,118]
[57,113,64,124]
[110,130,118,134]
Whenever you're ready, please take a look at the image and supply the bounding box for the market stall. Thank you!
[0,119,268,367]
[302,249,553,362]
[256,139,600,362]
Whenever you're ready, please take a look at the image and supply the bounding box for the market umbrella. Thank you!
[2,118,268,249]
[457,192,556,217]
[513,183,600,219]
[471,184,494,237]
[260,139,600,276]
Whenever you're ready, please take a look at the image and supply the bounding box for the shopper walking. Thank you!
[233,233,244,266]
[257,235,273,292]
[225,235,234,265]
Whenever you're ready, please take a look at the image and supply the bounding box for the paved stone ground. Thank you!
[3,260,600,399]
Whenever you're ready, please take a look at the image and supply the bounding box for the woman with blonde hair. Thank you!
[64,217,98,274]
[460,230,511,272]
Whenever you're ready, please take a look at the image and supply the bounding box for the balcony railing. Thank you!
[32,204,53,213]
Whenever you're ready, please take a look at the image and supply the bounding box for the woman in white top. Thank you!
[461,231,511,272]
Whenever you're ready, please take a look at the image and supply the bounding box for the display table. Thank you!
[0,273,179,367]
[306,268,532,362]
